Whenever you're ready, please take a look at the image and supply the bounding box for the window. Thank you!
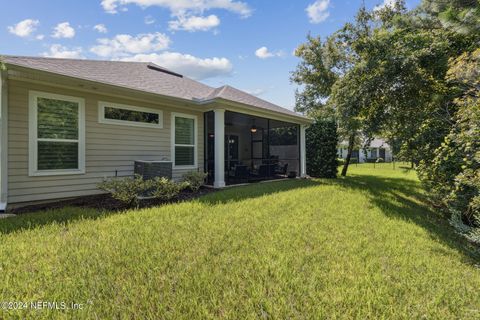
[29,91,85,176]
[172,113,197,167]
[98,101,163,128]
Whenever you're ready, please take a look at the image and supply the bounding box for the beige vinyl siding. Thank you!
[8,80,204,204]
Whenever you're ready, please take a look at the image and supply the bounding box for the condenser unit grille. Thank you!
[134,161,172,180]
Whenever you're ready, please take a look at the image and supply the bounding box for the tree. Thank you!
[292,6,377,176]
[329,67,366,176]
[420,0,480,36]
[343,0,469,172]
[293,0,479,240]
[352,0,480,240]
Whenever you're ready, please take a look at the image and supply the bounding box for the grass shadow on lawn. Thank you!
[0,188,219,235]
[0,180,319,235]
[0,207,120,235]
[334,174,480,263]
[201,173,479,263]
[199,174,480,265]
[198,178,320,205]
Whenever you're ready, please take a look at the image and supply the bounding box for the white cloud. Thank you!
[94,24,108,33]
[374,0,397,11]
[254,46,284,59]
[36,34,45,40]
[52,22,76,38]
[90,32,171,57]
[144,15,155,24]
[42,44,84,59]
[255,47,273,59]
[100,0,251,17]
[169,14,220,32]
[306,0,330,24]
[120,52,233,80]
[7,19,39,37]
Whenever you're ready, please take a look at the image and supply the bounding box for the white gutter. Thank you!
[0,69,8,212]
[200,98,313,125]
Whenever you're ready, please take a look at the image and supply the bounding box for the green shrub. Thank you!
[182,171,207,192]
[417,135,463,205]
[446,99,479,232]
[418,97,479,242]
[151,177,183,201]
[415,49,480,243]
[98,174,153,207]
[306,119,338,178]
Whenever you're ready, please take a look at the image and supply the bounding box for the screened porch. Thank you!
[204,110,306,187]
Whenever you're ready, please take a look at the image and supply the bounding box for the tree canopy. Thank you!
[293,0,480,242]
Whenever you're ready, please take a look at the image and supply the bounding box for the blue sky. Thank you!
[1,0,420,110]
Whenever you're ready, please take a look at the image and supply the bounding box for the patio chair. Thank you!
[228,165,249,183]
[257,164,273,178]
[275,163,288,176]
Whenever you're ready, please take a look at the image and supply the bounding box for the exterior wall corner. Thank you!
[0,70,9,210]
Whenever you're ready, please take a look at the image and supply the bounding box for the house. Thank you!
[338,138,393,163]
[0,56,312,211]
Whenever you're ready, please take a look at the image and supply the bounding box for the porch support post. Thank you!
[0,70,8,211]
[300,124,307,177]
[214,109,225,188]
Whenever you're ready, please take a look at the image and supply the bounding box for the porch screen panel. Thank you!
[268,121,300,176]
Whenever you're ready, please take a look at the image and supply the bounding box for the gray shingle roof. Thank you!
[203,85,301,117]
[3,55,306,120]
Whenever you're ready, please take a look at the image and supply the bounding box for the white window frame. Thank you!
[98,101,163,129]
[171,112,197,169]
[29,91,85,176]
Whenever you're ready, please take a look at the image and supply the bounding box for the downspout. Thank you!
[0,69,8,212]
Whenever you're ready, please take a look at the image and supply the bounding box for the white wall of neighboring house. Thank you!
[337,138,393,163]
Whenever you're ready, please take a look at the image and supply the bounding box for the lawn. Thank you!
[0,163,479,319]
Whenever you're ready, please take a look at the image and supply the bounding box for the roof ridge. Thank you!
[215,85,229,97]
[213,84,302,115]
[203,85,227,100]
[0,54,150,64]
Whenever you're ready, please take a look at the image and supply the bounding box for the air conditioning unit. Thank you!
[134,160,172,180]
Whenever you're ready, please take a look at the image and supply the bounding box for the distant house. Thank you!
[338,138,393,163]
[0,56,312,211]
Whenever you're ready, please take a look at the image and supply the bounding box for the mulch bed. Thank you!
[10,187,217,215]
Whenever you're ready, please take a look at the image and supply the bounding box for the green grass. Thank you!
[1,163,479,319]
